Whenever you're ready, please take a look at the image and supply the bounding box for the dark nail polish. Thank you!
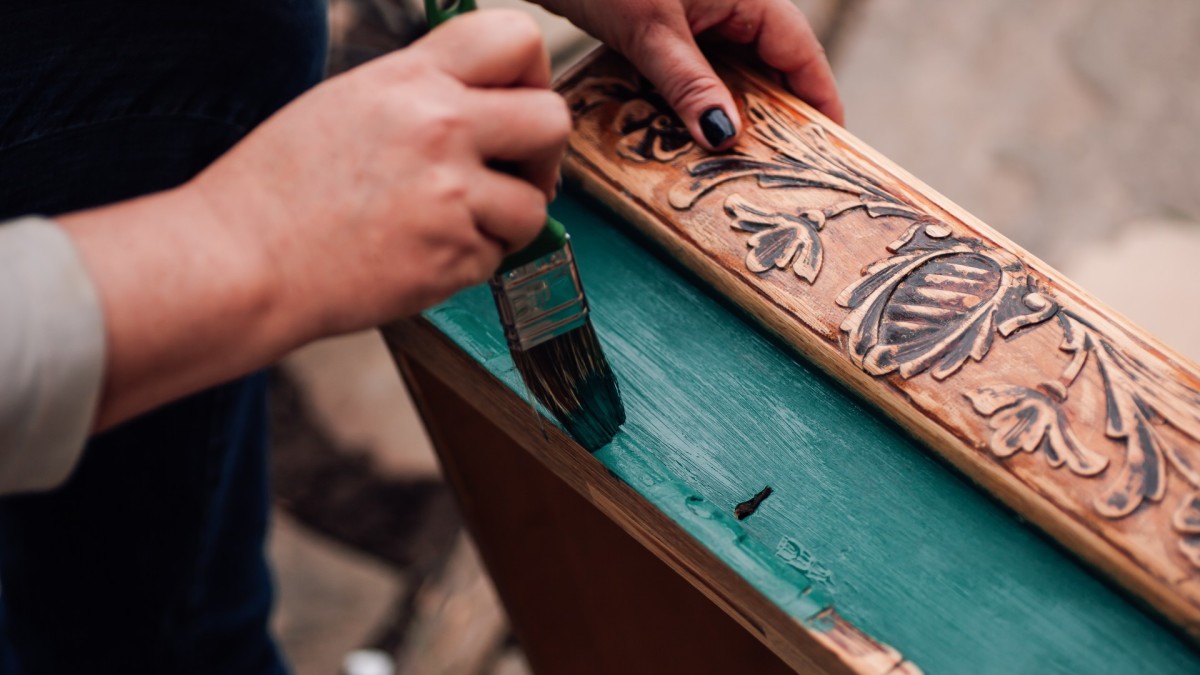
[700,107,735,147]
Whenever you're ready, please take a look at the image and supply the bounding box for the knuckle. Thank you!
[626,4,671,28]
[452,244,497,288]
[796,44,829,73]
[380,49,430,82]
[428,108,468,137]
[515,190,548,238]
[723,0,767,41]
[476,248,504,282]
[488,9,542,50]
[667,73,725,111]
[543,93,573,138]
[417,104,470,153]
[426,165,469,204]
[622,17,669,59]
[519,92,572,142]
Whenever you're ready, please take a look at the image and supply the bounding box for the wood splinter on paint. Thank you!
[734,486,773,520]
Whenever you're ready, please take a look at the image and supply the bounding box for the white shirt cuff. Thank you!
[0,217,105,495]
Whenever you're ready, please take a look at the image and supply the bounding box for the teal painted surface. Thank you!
[424,193,1200,673]
[597,435,835,626]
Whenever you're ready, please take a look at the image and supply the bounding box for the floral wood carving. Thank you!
[567,76,694,163]
[573,82,1059,380]
[971,311,1200,566]
[965,384,1108,477]
[568,72,1200,567]
[835,223,1057,381]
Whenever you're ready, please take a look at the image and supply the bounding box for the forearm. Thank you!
[59,184,303,431]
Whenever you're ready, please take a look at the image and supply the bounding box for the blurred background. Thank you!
[271,1,1200,673]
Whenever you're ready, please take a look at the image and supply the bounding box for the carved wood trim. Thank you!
[557,49,1200,640]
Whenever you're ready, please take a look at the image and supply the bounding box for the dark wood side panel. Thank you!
[398,355,796,675]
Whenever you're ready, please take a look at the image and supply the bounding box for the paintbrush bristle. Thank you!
[490,236,624,449]
[510,319,624,451]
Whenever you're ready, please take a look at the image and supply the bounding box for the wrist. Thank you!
[183,173,314,353]
[57,183,301,427]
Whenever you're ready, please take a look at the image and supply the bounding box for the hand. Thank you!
[538,0,843,149]
[194,8,570,338]
[60,9,570,429]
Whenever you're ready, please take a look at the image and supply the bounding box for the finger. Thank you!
[467,169,548,255]
[751,1,844,125]
[623,19,741,151]
[465,89,571,199]
[415,9,551,89]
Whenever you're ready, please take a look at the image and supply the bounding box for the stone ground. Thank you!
[269,2,1200,674]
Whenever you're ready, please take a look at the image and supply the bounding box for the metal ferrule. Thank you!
[489,238,589,352]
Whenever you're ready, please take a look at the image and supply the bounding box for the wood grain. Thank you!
[398,355,801,675]
[385,322,918,674]
[557,49,1200,640]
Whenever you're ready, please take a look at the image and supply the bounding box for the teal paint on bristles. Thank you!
[489,217,625,451]
[426,0,624,450]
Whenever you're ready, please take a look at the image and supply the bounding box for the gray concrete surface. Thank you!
[271,511,404,675]
[284,331,437,478]
[835,0,1200,266]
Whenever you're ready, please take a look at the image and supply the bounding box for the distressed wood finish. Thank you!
[387,191,1200,672]
[559,49,1200,639]
[400,354,813,675]
[387,322,919,674]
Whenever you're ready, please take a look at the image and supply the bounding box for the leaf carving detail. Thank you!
[566,75,693,164]
[1049,315,1200,521]
[668,96,915,213]
[614,99,693,163]
[966,385,1108,476]
[1175,493,1200,567]
[724,195,825,282]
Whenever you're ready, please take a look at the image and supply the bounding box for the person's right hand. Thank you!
[193,8,570,340]
[60,9,570,430]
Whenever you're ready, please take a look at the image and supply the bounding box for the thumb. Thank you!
[624,23,741,151]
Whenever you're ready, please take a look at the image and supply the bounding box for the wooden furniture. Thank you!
[382,49,1200,673]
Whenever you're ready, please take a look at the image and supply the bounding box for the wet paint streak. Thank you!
[424,193,1200,674]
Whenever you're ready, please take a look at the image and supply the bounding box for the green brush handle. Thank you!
[424,0,568,275]
[425,0,477,28]
[497,215,568,273]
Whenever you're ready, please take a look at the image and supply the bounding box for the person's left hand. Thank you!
[536,0,843,151]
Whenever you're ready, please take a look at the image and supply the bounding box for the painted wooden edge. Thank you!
[400,355,805,673]
[381,318,922,675]
[555,48,1200,641]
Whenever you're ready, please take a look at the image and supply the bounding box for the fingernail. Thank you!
[700,107,735,147]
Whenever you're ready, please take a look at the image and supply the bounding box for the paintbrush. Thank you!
[426,1,625,450]
[490,217,624,449]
